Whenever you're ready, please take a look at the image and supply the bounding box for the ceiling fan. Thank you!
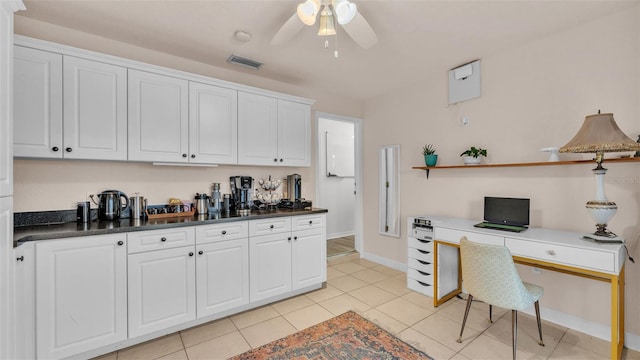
[271,0,378,50]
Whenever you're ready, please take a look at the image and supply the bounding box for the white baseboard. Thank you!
[361,252,640,351]
[327,231,354,240]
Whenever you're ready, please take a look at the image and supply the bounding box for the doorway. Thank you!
[315,113,362,257]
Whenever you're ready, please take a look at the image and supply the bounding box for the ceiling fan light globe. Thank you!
[334,0,357,25]
[297,0,320,26]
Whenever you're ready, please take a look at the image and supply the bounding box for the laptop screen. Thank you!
[484,197,530,227]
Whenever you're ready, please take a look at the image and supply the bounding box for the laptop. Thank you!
[474,197,530,232]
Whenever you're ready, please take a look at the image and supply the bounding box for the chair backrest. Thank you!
[460,237,534,311]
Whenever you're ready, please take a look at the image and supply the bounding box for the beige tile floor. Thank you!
[94,255,640,360]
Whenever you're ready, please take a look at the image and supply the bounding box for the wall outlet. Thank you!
[532,267,542,275]
[461,116,470,126]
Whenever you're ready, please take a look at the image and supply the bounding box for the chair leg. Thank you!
[512,310,518,360]
[534,300,545,346]
[489,304,493,323]
[457,294,473,343]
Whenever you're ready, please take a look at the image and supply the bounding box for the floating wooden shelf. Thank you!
[413,156,640,177]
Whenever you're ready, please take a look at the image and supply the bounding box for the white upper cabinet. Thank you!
[278,99,311,167]
[14,47,127,161]
[238,92,311,167]
[13,46,63,158]
[63,56,127,160]
[188,82,238,164]
[238,92,278,166]
[128,69,189,162]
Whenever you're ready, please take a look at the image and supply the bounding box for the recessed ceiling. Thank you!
[15,0,638,101]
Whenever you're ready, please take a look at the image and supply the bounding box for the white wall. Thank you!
[363,5,640,341]
[317,118,355,239]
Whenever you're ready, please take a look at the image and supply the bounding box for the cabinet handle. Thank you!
[51,146,59,152]
[198,250,203,255]
[547,250,556,256]
[161,237,167,242]
[294,236,298,241]
[309,220,313,225]
[279,159,283,162]
[182,154,187,158]
[189,252,194,257]
[273,158,278,162]
[16,256,24,262]
[270,225,274,229]
[65,147,72,152]
[117,241,124,246]
[288,237,291,242]
[191,154,196,159]
[221,230,227,235]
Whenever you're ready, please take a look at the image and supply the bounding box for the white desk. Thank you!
[407,216,625,360]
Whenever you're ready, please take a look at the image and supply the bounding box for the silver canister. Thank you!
[195,193,209,216]
[130,195,147,220]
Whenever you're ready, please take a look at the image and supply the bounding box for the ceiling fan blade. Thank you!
[271,13,305,46]
[341,11,377,49]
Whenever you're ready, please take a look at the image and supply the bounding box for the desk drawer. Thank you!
[407,277,432,296]
[408,257,432,273]
[407,268,433,284]
[408,237,433,252]
[435,227,503,246]
[505,237,615,273]
[408,247,434,263]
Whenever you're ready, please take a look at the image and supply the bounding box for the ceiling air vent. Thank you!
[227,54,263,70]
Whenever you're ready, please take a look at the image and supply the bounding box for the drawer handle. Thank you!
[417,249,430,254]
[417,270,430,276]
[417,260,430,265]
[221,230,227,235]
[547,250,556,256]
[198,250,204,255]
[117,241,124,246]
[161,237,167,242]
[309,220,313,225]
[270,225,274,229]
[417,239,431,243]
[16,256,24,262]
[288,237,292,242]
[416,280,431,287]
[51,146,59,152]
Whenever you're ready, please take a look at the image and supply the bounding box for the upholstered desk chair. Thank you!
[457,237,545,360]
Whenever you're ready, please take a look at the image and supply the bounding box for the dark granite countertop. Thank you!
[13,208,327,247]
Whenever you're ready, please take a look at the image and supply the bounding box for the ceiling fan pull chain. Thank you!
[334,27,339,58]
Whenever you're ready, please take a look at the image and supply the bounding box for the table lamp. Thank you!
[559,112,640,240]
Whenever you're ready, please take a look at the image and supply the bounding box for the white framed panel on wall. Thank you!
[379,145,400,238]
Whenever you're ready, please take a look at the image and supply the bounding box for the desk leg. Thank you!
[611,266,625,360]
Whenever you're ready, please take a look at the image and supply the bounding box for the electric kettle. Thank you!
[91,190,129,221]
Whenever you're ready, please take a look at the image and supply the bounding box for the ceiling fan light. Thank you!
[297,0,320,26]
[333,0,357,25]
[317,8,337,36]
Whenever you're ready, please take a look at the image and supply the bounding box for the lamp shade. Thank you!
[559,113,640,153]
[297,0,320,26]
[333,0,357,25]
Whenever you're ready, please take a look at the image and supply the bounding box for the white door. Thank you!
[238,92,278,166]
[128,246,196,337]
[189,81,238,164]
[13,46,63,158]
[278,100,311,167]
[249,233,292,302]
[128,69,189,162]
[63,56,127,160]
[292,227,327,289]
[35,234,127,360]
[196,238,249,317]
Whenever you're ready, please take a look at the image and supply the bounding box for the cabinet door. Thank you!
[35,234,127,360]
[13,46,63,158]
[189,82,237,164]
[128,69,189,162]
[292,227,326,290]
[249,233,292,302]
[196,238,249,317]
[277,100,311,167]
[238,92,278,166]
[63,56,127,160]
[128,246,196,337]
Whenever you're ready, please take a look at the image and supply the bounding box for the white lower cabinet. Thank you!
[292,227,327,289]
[35,234,127,360]
[250,232,293,302]
[127,245,197,338]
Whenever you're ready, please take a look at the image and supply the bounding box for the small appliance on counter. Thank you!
[230,176,253,215]
[90,190,129,221]
[194,193,210,216]
[279,173,312,209]
[130,193,147,220]
[209,183,221,213]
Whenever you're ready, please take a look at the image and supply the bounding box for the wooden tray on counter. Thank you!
[146,208,195,220]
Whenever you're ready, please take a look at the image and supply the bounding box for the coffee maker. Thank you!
[230,176,253,215]
[280,174,312,209]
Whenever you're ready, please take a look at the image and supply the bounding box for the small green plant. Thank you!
[422,144,436,155]
[460,146,487,158]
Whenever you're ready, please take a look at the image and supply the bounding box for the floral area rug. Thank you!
[228,311,434,360]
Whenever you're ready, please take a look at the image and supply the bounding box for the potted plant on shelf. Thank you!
[460,146,487,165]
[422,144,438,167]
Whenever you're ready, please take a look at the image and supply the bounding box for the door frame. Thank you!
[315,112,363,255]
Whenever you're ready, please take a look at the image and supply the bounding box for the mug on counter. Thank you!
[182,201,192,212]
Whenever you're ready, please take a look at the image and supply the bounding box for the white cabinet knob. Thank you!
[547,250,556,256]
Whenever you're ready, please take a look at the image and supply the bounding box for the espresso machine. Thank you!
[230,176,253,215]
